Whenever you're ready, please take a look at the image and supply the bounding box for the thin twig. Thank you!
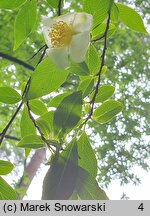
[26,101,55,153]
[4,135,20,141]
[81,9,112,127]
[29,44,47,61]
[92,34,105,42]
[0,101,23,145]
[0,52,34,71]
[36,45,47,66]
[58,0,62,16]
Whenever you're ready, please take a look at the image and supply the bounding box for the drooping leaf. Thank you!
[78,77,94,98]
[76,168,109,200]
[83,0,110,27]
[0,87,21,104]
[0,177,17,200]
[93,100,123,124]
[77,132,97,178]
[29,99,47,116]
[90,85,115,103]
[0,160,14,175]
[116,3,147,33]
[86,44,100,75]
[42,139,78,200]
[0,0,26,9]
[14,0,37,50]
[48,93,70,107]
[54,91,82,135]
[20,105,36,138]
[17,135,45,149]
[69,62,90,76]
[27,58,69,100]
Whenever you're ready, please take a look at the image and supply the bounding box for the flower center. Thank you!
[49,21,73,48]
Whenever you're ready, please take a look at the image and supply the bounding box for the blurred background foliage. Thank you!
[0,0,149,197]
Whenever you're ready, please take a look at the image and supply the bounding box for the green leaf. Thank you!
[86,44,100,75]
[77,132,97,178]
[76,168,109,200]
[93,100,123,124]
[69,191,79,200]
[116,3,147,33]
[36,111,54,138]
[14,0,37,50]
[92,23,116,41]
[46,0,59,8]
[0,87,21,104]
[54,91,82,135]
[0,192,4,199]
[20,105,36,138]
[78,77,94,98]
[17,135,45,149]
[0,177,17,200]
[0,0,26,9]
[111,3,119,23]
[69,62,90,76]
[42,139,78,200]
[29,99,47,116]
[84,0,110,27]
[0,160,14,175]
[90,85,115,103]
[48,93,70,107]
[27,58,69,99]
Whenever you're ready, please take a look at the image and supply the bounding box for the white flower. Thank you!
[42,13,93,69]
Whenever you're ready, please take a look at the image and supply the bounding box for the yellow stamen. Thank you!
[49,21,73,48]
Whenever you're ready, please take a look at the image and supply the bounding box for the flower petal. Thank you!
[42,16,55,27]
[46,47,69,69]
[72,13,93,33]
[56,13,76,25]
[43,27,52,48]
[69,31,90,63]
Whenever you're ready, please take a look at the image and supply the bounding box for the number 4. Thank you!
[138,203,144,211]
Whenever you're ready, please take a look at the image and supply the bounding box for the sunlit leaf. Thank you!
[90,85,115,103]
[69,62,90,76]
[0,0,26,9]
[29,99,47,116]
[84,0,110,27]
[27,58,69,99]
[17,135,45,149]
[0,160,14,175]
[0,87,21,104]
[111,3,119,23]
[86,44,100,75]
[78,77,94,98]
[46,0,59,8]
[14,0,37,49]
[20,105,36,138]
[92,23,116,40]
[48,93,69,107]
[36,111,54,138]
[116,3,147,33]
[93,100,123,123]
[0,177,17,200]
